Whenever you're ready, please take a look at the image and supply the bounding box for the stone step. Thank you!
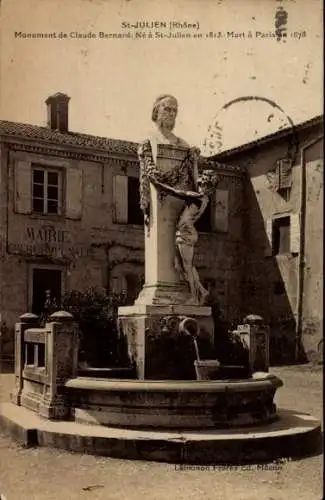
[0,402,321,464]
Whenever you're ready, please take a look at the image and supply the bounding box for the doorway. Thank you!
[31,268,62,315]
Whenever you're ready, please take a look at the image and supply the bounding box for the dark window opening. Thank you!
[195,199,212,232]
[127,177,144,225]
[32,268,62,315]
[272,216,290,255]
[125,273,142,305]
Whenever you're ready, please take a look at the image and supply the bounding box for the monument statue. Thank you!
[138,95,218,305]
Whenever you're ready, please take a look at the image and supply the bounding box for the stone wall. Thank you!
[217,123,323,363]
[301,140,323,360]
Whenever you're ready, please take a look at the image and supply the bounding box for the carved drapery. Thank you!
[137,140,197,217]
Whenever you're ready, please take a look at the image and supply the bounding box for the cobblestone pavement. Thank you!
[0,365,323,500]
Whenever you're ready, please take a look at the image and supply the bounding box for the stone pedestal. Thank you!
[135,183,190,306]
[119,143,214,380]
[237,314,270,373]
[38,311,79,419]
[136,143,195,306]
[118,304,214,380]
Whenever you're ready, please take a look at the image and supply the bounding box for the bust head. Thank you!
[152,95,178,132]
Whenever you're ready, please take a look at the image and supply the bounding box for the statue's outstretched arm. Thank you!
[151,179,203,201]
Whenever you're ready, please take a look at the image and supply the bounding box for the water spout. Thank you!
[179,317,200,359]
[178,316,220,380]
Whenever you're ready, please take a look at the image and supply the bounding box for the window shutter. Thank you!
[66,166,83,220]
[113,175,128,224]
[264,218,273,256]
[278,159,292,190]
[273,166,280,191]
[14,160,32,214]
[290,213,300,254]
[212,189,228,232]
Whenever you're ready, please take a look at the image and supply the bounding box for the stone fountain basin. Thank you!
[65,372,283,430]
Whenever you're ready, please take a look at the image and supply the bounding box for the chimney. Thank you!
[46,93,70,133]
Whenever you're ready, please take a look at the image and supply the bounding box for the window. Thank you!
[32,168,62,215]
[14,161,82,218]
[113,175,144,225]
[265,213,300,257]
[125,273,142,305]
[127,177,143,225]
[272,216,290,255]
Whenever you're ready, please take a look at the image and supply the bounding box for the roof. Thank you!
[213,115,323,160]
[0,120,139,157]
[2,114,321,165]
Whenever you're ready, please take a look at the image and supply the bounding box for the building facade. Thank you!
[216,116,323,364]
[0,93,245,362]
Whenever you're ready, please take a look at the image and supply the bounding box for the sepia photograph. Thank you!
[0,0,323,499]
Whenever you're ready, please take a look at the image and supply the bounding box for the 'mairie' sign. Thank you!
[8,225,89,259]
